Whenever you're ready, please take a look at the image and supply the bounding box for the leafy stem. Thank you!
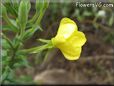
[2,33,22,83]
[22,40,53,54]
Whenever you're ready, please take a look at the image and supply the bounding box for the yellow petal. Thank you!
[53,31,86,60]
[56,18,78,39]
[67,31,87,46]
[60,47,82,60]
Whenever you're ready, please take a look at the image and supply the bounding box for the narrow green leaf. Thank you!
[29,0,49,31]
[1,50,8,57]
[1,4,18,32]
[36,0,45,12]
[22,41,53,54]
[22,44,49,54]
[35,0,49,25]
[12,35,23,49]
[38,38,50,43]
[1,66,10,83]
[3,0,19,17]
[109,13,114,26]
[22,27,38,40]
[2,33,14,49]
[2,39,10,49]
[29,0,45,24]
[18,0,31,32]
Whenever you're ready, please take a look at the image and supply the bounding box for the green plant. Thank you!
[1,0,49,84]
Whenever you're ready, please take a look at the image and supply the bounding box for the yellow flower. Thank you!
[51,18,86,60]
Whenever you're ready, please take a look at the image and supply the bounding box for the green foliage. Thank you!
[3,0,19,17]
[1,4,18,32]
[104,32,114,45]
[1,0,51,84]
[18,0,31,31]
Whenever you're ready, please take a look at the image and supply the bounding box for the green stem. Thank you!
[20,28,24,37]
[29,12,38,24]
[93,16,98,23]
[35,4,48,25]
[22,40,53,54]
[10,49,16,68]
[1,46,18,83]
[1,34,21,83]
[22,44,49,53]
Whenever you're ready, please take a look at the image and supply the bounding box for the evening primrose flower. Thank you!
[51,18,86,60]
